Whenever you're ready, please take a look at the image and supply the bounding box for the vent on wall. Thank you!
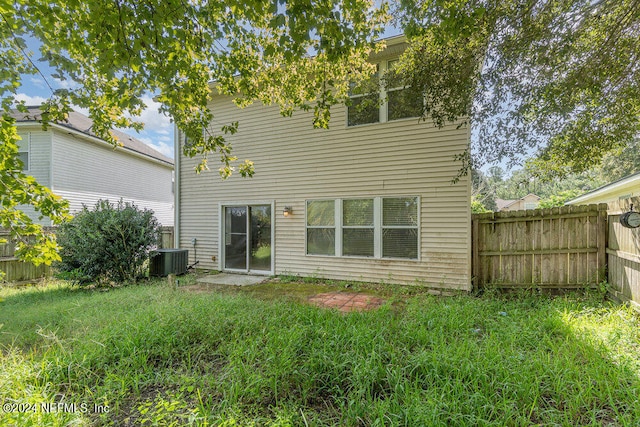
[150,249,189,277]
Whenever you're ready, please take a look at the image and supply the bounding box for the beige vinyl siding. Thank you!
[16,129,53,226]
[51,130,174,225]
[178,96,471,289]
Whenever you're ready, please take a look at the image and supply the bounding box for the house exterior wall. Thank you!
[499,194,540,212]
[50,129,174,225]
[177,95,472,289]
[16,129,53,226]
[567,174,640,205]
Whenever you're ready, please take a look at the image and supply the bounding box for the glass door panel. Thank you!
[224,207,247,270]
[249,206,271,271]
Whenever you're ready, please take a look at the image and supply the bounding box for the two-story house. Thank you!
[174,35,471,290]
[13,107,174,226]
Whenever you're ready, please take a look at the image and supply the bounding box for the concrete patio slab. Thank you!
[197,273,267,286]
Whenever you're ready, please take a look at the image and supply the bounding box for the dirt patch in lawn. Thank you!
[180,278,393,311]
[307,291,386,312]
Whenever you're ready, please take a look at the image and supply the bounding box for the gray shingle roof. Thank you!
[10,107,173,166]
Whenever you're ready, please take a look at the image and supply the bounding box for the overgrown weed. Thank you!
[1,280,638,426]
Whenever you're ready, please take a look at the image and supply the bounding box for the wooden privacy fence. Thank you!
[159,226,175,250]
[0,228,54,283]
[472,204,608,289]
[1,226,175,283]
[606,197,640,311]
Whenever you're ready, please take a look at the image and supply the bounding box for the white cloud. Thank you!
[29,77,47,89]
[137,136,174,159]
[123,96,172,132]
[52,77,78,90]
[14,93,48,106]
[124,96,174,159]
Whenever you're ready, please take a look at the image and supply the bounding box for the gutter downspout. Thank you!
[173,124,180,248]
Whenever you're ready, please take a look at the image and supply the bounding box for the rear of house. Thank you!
[175,36,472,290]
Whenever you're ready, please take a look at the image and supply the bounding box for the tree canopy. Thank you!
[395,0,640,177]
[2,0,640,267]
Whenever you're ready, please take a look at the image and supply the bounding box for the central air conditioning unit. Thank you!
[150,249,189,277]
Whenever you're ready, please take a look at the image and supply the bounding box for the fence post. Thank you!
[472,216,479,290]
[160,226,174,249]
[597,203,608,284]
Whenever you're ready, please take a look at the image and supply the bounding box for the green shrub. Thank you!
[471,197,492,213]
[538,189,584,208]
[56,199,160,285]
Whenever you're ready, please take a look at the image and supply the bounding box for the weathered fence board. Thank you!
[0,258,50,282]
[472,204,608,289]
[160,226,175,249]
[606,197,640,311]
[0,228,56,283]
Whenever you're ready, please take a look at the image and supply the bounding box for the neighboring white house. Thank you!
[566,171,640,205]
[495,194,541,212]
[12,107,175,226]
[174,35,472,290]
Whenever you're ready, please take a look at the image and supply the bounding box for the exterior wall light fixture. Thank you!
[283,206,293,217]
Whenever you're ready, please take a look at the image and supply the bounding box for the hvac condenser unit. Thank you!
[150,249,189,277]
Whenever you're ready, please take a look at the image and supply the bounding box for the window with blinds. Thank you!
[306,200,336,255]
[305,196,419,259]
[17,132,30,171]
[343,199,374,256]
[382,197,418,259]
[17,152,29,170]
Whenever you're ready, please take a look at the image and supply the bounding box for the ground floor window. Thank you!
[306,200,336,256]
[306,196,419,259]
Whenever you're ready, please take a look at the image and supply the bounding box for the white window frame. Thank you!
[385,59,423,122]
[17,132,30,171]
[381,197,420,259]
[305,199,338,257]
[305,196,420,260]
[341,197,377,258]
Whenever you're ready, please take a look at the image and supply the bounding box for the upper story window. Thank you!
[347,66,380,127]
[386,60,424,121]
[347,60,423,127]
[17,133,30,171]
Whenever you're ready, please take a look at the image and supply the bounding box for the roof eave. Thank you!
[15,121,174,168]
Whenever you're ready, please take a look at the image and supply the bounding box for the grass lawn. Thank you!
[0,277,639,426]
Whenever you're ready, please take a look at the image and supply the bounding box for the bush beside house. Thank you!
[56,200,160,285]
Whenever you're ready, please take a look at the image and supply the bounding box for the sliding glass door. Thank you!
[223,205,272,273]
